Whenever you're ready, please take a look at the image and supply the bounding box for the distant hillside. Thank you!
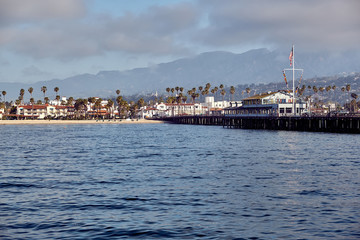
[1,48,360,101]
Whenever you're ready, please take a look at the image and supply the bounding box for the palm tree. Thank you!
[121,99,129,118]
[44,97,49,104]
[175,86,180,95]
[201,90,206,101]
[230,86,235,101]
[166,87,170,96]
[106,99,114,119]
[40,86,47,107]
[174,94,180,116]
[190,92,197,104]
[346,84,351,104]
[88,97,96,104]
[41,86,47,100]
[116,89,121,96]
[29,97,35,119]
[205,83,211,91]
[116,96,123,119]
[191,92,199,115]
[221,88,226,100]
[19,89,25,105]
[137,98,145,108]
[0,102,5,115]
[351,93,358,112]
[54,87,59,99]
[182,95,187,104]
[74,98,88,119]
[165,96,173,116]
[2,91,7,113]
[1,91,6,103]
[28,87,34,119]
[346,84,351,93]
[332,85,337,102]
[28,87,33,100]
[136,98,145,117]
[213,86,219,100]
[187,89,192,99]
[171,88,175,96]
[67,97,74,106]
[94,98,102,119]
[313,86,318,94]
[319,87,325,100]
[246,87,251,97]
[325,85,331,100]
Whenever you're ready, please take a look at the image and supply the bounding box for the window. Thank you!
[286,108,292,113]
[280,108,284,113]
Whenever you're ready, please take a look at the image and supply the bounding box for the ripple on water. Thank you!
[0,124,359,239]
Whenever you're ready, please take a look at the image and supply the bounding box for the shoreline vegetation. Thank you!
[0,119,164,125]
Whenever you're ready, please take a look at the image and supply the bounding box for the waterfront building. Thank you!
[138,102,210,118]
[49,96,68,106]
[224,91,308,117]
[15,104,75,119]
[16,105,54,119]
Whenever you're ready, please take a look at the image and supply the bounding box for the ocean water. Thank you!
[0,123,359,239]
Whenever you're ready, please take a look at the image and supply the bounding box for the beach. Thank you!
[0,119,164,125]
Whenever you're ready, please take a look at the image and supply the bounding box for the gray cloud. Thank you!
[195,0,360,51]
[0,2,198,60]
[1,0,359,63]
[0,0,86,24]
[22,65,52,77]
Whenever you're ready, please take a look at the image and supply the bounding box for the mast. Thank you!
[284,45,302,116]
[292,45,295,115]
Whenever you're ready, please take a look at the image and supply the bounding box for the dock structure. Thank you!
[159,116,360,133]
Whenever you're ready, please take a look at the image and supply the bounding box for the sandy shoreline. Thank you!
[0,119,164,125]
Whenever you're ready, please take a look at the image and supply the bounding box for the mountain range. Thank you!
[1,48,360,101]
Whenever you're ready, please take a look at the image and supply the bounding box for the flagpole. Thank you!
[292,44,295,116]
[284,45,303,117]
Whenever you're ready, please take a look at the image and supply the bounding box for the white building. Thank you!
[138,101,210,118]
[49,96,68,106]
[16,104,74,119]
[224,91,308,117]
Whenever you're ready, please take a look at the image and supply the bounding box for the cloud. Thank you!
[195,0,360,51]
[1,0,359,64]
[22,65,52,77]
[0,1,198,60]
[0,0,86,24]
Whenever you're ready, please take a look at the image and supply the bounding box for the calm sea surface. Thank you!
[0,123,359,239]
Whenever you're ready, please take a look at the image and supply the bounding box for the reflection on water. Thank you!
[1,124,359,239]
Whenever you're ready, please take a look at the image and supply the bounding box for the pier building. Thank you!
[224,91,308,117]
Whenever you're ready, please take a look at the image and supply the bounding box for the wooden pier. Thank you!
[159,115,360,133]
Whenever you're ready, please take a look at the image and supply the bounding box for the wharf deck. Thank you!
[159,115,360,133]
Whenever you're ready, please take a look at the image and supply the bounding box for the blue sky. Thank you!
[0,0,359,84]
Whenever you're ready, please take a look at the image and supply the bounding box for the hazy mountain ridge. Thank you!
[1,48,360,101]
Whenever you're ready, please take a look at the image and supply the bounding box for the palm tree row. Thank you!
[0,87,150,120]
[165,83,233,104]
